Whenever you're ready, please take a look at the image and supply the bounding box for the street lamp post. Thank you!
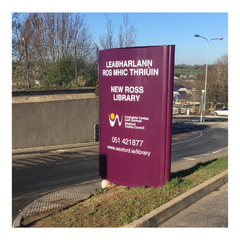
[194,34,223,122]
[200,90,205,123]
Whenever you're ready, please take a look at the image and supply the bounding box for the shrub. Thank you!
[42,57,76,87]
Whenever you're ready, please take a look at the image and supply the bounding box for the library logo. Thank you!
[108,113,123,127]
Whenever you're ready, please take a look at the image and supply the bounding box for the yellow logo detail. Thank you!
[110,113,115,120]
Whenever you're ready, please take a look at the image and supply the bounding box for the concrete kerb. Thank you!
[13,201,36,228]
[123,169,228,228]
[12,142,99,156]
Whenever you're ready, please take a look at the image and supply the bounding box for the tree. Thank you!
[99,13,138,49]
[197,54,228,109]
[12,13,22,59]
[217,55,228,105]
[12,13,94,88]
[20,13,93,66]
[99,14,115,49]
[118,14,137,47]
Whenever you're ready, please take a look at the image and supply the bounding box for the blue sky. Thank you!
[85,12,228,65]
[11,11,228,65]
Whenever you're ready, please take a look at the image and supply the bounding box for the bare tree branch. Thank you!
[99,13,115,49]
[121,14,137,47]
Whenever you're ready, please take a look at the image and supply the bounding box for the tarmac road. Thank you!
[171,125,228,162]
[12,123,228,222]
[12,146,100,222]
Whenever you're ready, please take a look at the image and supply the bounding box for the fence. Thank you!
[12,44,98,90]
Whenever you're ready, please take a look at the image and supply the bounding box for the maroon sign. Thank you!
[99,45,175,187]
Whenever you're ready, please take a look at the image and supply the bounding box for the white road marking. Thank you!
[172,131,203,145]
[212,147,228,154]
[183,157,196,161]
[52,145,99,153]
[179,147,227,162]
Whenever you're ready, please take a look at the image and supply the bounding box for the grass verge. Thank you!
[23,156,228,227]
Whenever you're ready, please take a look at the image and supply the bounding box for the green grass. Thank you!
[174,68,204,77]
[27,156,228,228]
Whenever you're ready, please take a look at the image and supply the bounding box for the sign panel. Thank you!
[99,45,175,187]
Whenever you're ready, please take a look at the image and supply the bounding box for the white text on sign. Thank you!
[111,86,144,102]
[102,59,159,76]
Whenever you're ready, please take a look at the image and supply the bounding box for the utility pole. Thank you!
[93,43,99,63]
[72,42,78,87]
[93,43,99,79]
[22,38,30,89]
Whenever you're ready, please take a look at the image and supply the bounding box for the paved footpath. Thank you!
[159,182,228,228]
